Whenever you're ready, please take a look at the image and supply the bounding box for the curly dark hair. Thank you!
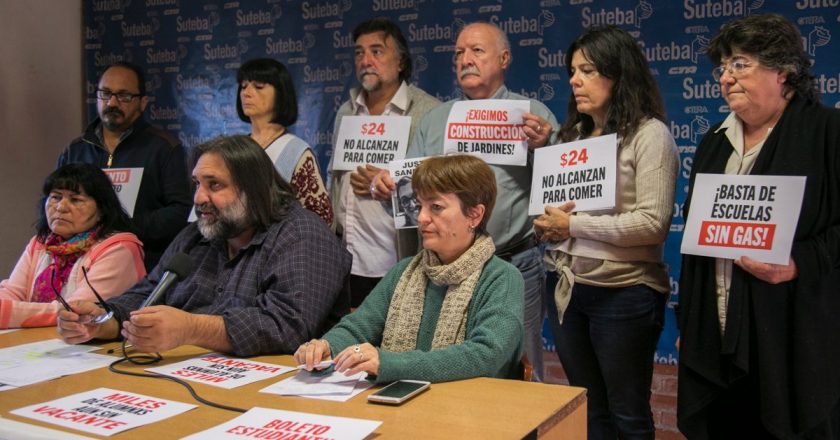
[707,13,818,103]
[559,26,665,143]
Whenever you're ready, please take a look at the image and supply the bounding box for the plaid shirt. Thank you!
[108,203,351,356]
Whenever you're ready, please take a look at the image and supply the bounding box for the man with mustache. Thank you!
[58,62,192,272]
[372,22,559,381]
[58,136,351,356]
[328,18,440,308]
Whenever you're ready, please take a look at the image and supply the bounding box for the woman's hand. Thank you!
[333,342,380,377]
[735,255,798,284]
[534,202,576,242]
[294,338,332,371]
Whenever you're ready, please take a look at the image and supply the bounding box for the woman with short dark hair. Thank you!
[535,25,678,439]
[236,58,333,224]
[678,14,840,438]
[0,163,145,328]
[295,154,524,383]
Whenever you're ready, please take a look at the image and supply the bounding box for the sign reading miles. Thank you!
[444,99,529,166]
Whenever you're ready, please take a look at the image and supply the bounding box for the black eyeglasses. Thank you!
[96,89,142,103]
[51,266,114,324]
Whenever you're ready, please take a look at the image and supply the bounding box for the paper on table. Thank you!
[260,369,366,396]
[0,339,113,387]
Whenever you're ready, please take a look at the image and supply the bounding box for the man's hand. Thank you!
[350,164,385,197]
[534,202,575,243]
[522,112,553,149]
[370,170,396,201]
[735,256,798,284]
[123,306,195,353]
[57,300,118,344]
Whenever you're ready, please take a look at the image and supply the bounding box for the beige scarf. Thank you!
[381,234,495,352]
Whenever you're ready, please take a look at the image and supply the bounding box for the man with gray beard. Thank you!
[58,136,351,357]
[328,18,440,308]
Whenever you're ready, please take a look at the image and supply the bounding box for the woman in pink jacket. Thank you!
[0,163,145,328]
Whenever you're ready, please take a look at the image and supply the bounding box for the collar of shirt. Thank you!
[95,121,134,146]
[716,112,771,160]
[351,81,409,116]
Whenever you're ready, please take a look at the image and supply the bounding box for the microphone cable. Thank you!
[106,339,248,413]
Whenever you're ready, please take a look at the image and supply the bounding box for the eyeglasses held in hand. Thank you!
[81,266,115,324]
[51,267,114,324]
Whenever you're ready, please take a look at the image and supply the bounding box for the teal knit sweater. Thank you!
[323,256,524,384]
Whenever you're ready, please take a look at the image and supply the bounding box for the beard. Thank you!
[358,70,382,93]
[100,106,127,131]
[195,195,250,241]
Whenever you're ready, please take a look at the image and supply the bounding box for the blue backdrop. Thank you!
[84,0,840,365]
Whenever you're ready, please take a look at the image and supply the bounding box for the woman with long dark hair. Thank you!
[535,26,678,439]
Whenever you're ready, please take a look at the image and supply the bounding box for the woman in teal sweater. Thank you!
[295,154,524,383]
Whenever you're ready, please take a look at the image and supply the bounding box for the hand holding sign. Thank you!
[350,164,385,197]
[735,255,798,284]
[522,112,552,149]
[534,202,576,243]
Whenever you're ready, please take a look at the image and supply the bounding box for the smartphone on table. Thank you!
[367,380,431,405]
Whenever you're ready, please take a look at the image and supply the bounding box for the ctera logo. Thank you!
[807,26,831,56]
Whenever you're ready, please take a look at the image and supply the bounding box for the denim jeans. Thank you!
[510,246,547,382]
[546,282,666,439]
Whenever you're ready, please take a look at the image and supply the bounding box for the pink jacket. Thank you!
[0,232,145,328]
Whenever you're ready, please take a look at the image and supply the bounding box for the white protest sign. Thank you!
[529,134,618,215]
[183,407,381,440]
[681,174,806,264]
[103,168,143,217]
[443,99,529,166]
[388,156,430,229]
[145,353,294,389]
[11,387,196,437]
[332,115,411,171]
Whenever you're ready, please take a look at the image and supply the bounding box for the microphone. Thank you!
[139,252,194,309]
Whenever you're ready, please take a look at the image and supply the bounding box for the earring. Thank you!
[468,225,475,234]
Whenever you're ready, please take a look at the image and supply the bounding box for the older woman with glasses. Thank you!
[294,155,524,383]
[0,163,145,328]
[678,14,840,438]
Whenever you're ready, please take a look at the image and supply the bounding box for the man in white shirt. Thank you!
[328,18,440,307]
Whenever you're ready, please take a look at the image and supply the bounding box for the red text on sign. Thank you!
[698,221,776,250]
